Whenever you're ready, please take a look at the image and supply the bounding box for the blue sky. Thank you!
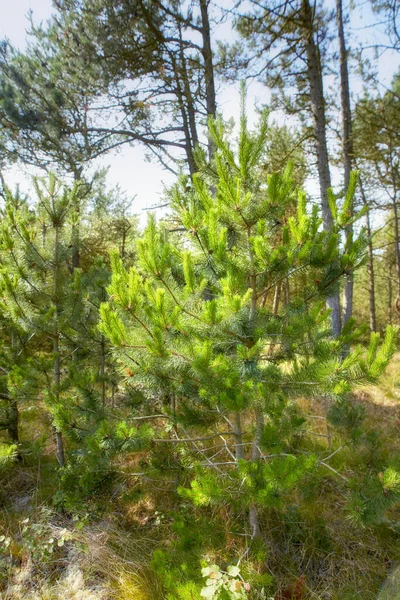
[1,0,399,222]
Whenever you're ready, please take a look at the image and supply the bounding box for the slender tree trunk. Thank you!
[53,334,65,467]
[272,282,281,315]
[99,287,107,409]
[284,277,290,306]
[336,0,354,327]
[388,266,393,324]
[392,197,400,311]
[249,408,264,539]
[6,405,19,442]
[112,383,116,411]
[366,222,377,332]
[178,25,199,150]
[170,394,181,491]
[233,412,244,460]
[199,0,217,159]
[171,49,197,175]
[359,177,377,332]
[7,330,19,445]
[121,228,126,259]
[7,399,19,444]
[71,168,82,271]
[71,226,80,271]
[303,0,341,336]
[100,335,106,409]
[53,224,65,467]
[247,226,263,538]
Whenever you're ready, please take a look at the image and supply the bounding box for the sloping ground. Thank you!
[2,355,400,599]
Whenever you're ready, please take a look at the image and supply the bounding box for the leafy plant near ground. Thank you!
[200,563,250,599]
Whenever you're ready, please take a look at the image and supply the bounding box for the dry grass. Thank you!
[257,354,400,599]
[2,355,400,599]
[0,511,163,600]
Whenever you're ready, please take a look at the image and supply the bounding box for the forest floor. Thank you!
[1,355,400,599]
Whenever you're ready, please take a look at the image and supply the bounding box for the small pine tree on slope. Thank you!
[0,176,79,464]
[0,175,107,465]
[99,102,397,535]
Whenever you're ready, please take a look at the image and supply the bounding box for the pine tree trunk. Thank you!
[233,412,244,460]
[199,0,217,159]
[7,399,19,444]
[178,26,199,153]
[336,0,354,327]
[53,224,65,467]
[247,227,264,538]
[284,277,290,306]
[247,227,263,537]
[72,224,80,271]
[8,331,19,445]
[112,383,116,410]
[272,282,281,315]
[392,197,400,311]
[72,230,80,271]
[100,335,106,409]
[72,168,82,271]
[366,211,377,332]
[388,267,393,324]
[55,429,65,468]
[171,394,180,491]
[172,48,197,176]
[121,228,126,260]
[359,178,377,332]
[53,335,65,467]
[302,0,341,336]
[249,408,264,539]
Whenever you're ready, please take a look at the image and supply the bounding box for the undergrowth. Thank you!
[2,359,400,598]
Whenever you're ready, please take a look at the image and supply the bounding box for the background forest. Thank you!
[1,1,400,599]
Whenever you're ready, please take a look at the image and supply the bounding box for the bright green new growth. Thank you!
[0,442,17,470]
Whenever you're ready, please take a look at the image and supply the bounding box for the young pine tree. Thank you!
[0,175,86,465]
[100,104,398,537]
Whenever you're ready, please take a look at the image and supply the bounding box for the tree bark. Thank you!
[7,330,19,445]
[359,177,377,332]
[366,211,377,332]
[199,0,217,159]
[272,282,281,315]
[302,0,341,336]
[249,408,264,539]
[336,0,354,327]
[53,334,65,467]
[284,277,290,306]
[392,196,400,310]
[53,223,65,467]
[100,335,106,409]
[171,41,197,176]
[233,412,244,461]
[7,399,19,444]
[178,25,199,152]
[71,168,82,271]
[247,225,263,537]
[388,266,393,324]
